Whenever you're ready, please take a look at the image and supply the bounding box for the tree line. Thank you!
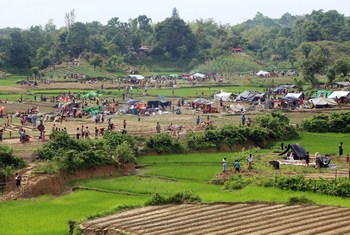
[0,8,349,79]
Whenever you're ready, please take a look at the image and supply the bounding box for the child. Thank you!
[234,160,240,173]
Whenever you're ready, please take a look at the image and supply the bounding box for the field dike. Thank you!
[1,163,135,200]
[80,202,350,235]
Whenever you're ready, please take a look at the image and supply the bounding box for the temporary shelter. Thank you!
[335,82,350,88]
[328,91,350,99]
[284,93,304,100]
[312,90,332,98]
[214,92,233,101]
[235,91,262,102]
[191,73,206,79]
[279,144,307,160]
[308,97,337,108]
[128,75,144,80]
[256,70,269,77]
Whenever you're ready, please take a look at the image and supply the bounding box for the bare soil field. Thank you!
[80,202,350,235]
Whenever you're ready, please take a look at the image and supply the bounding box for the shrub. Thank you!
[113,141,137,164]
[302,112,350,133]
[0,145,26,177]
[145,133,186,153]
[103,131,138,155]
[288,196,315,205]
[223,174,252,190]
[262,175,350,197]
[145,192,201,206]
[186,131,215,150]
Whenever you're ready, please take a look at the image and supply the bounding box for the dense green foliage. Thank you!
[144,113,297,153]
[38,132,114,173]
[223,174,253,190]
[0,145,25,177]
[144,133,186,153]
[287,195,315,205]
[1,9,349,81]
[302,112,350,133]
[263,175,350,197]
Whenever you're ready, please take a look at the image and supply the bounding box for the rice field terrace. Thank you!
[80,203,350,235]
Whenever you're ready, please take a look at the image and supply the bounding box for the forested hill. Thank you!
[0,9,349,76]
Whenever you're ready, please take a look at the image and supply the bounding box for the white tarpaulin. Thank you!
[328,91,350,99]
[129,75,145,80]
[285,92,303,99]
[309,97,337,106]
[256,70,269,76]
[191,73,206,79]
[214,92,232,101]
[229,104,245,112]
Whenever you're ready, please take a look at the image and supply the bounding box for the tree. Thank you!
[300,42,313,59]
[8,31,31,68]
[66,22,89,57]
[65,9,76,29]
[333,58,350,77]
[31,66,40,81]
[154,9,197,59]
[300,55,326,88]
[90,54,103,69]
[288,52,297,68]
[327,68,336,85]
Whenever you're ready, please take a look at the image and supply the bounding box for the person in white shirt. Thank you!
[246,154,254,170]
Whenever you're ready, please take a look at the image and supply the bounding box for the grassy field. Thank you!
[2,132,350,234]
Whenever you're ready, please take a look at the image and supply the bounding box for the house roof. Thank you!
[328,91,350,99]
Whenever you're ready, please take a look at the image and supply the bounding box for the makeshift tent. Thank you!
[279,144,307,160]
[128,75,144,80]
[273,85,297,93]
[84,105,104,115]
[235,91,262,102]
[127,99,140,105]
[214,92,233,102]
[308,97,337,108]
[256,70,269,76]
[312,90,332,98]
[82,92,102,99]
[229,104,245,112]
[193,98,211,104]
[335,82,350,88]
[284,93,304,100]
[191,73,206,79]
[328,91,350,99]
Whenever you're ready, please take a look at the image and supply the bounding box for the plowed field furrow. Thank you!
[119,204,237,232]
[135,204,248,234]
[267,209,350,235]
[320,224,350,235]
[252,207,345,235]
[163,204,283,235]
[85,204,192,230]
[303,220,350,235]
[231,205,331,235]
[115,204,229,229]
[81,205,173,228]
[189,204,297,235]
[80,204,350,235]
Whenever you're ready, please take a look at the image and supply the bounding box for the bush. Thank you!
[302,112,350,133]
[186,131,215,150]
[145,192,201,206]
[262,175,350,197]
[0,145,26,177]
[145,133,186,153]
[288,196,315,205]
[113,141,137,164]
[223,174,252,190]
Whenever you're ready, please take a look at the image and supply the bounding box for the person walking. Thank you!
[246,154,254,170]
[196,116,200,126]
[156,122,161,134]
[242,113,246,126]
[15,173,21,189]
[222,157,227,173]
[339,142,343,157]
[234,160,240,173]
